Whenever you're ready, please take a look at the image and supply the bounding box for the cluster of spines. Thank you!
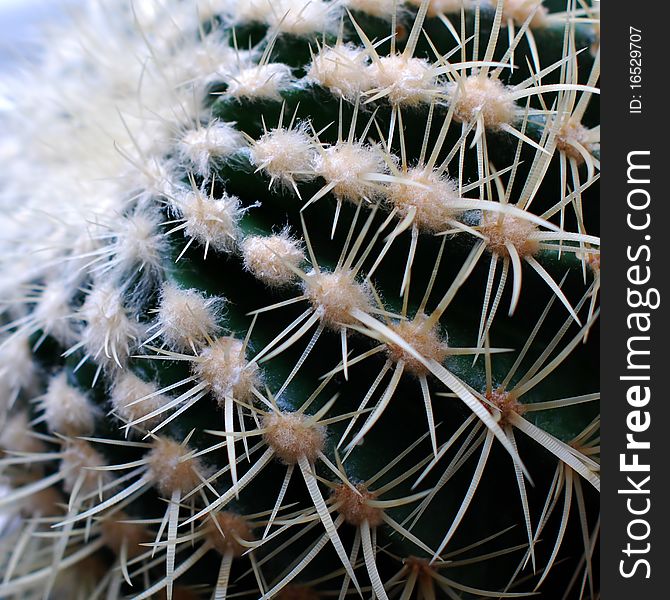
[0,1,599,599]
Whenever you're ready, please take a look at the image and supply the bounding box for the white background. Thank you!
[0,0,79,72]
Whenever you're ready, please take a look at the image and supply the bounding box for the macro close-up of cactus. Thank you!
[0,1,600,598]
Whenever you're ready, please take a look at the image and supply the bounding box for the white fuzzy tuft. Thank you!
[502,0,548,28]
[366,55,439,106]
[446,75,517,130]
[555,119,592,163]
[250,125,316,189]
[333,483,384,526]
[386,167,461,232]
[78,281,145,370]
[155,283,222,351]
[172,188,246,254]
[262,412,325,464]
[172,32,253,86]
[227,63,294,101]
[60,439,108,495]
[194,336,260,404]
[206,512,254,557]
[131,157,182,200]
[0,333,38,404]
[233,0,278,23]
[233,0,337,35]
[147,437,205,496]
[100,514,150,558]
[314,141,386,204]
[306,43,369,100]
[303,269,374,329]
[110,371,168,431]
[406,0,473,17]
[98,210,166,281]
[178,122,244,176]
[266,0,338,36]
[41,372,97,436]
[0,0,214,332]
[385,313,449,375]
[480,212,540,258]
[32,278,78,346]
[241,232,305,287]
[191,0,238,21]
[344,0,400,18]
[0,412,46,455]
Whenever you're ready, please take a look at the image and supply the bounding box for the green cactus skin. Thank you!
[0,1,599,599]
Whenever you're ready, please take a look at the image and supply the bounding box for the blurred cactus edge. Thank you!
[0,1,600,599]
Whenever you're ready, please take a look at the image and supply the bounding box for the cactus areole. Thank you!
[0,1,600,599]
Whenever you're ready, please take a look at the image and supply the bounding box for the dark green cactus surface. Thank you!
[0,1,600,599]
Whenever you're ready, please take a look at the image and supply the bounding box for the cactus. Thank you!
[0,1,599,599]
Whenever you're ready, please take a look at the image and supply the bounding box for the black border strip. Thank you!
[601,2,670,597]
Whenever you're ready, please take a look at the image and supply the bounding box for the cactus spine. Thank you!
[0,1,600,598]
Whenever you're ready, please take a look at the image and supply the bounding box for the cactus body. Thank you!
[0,1,600,599]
